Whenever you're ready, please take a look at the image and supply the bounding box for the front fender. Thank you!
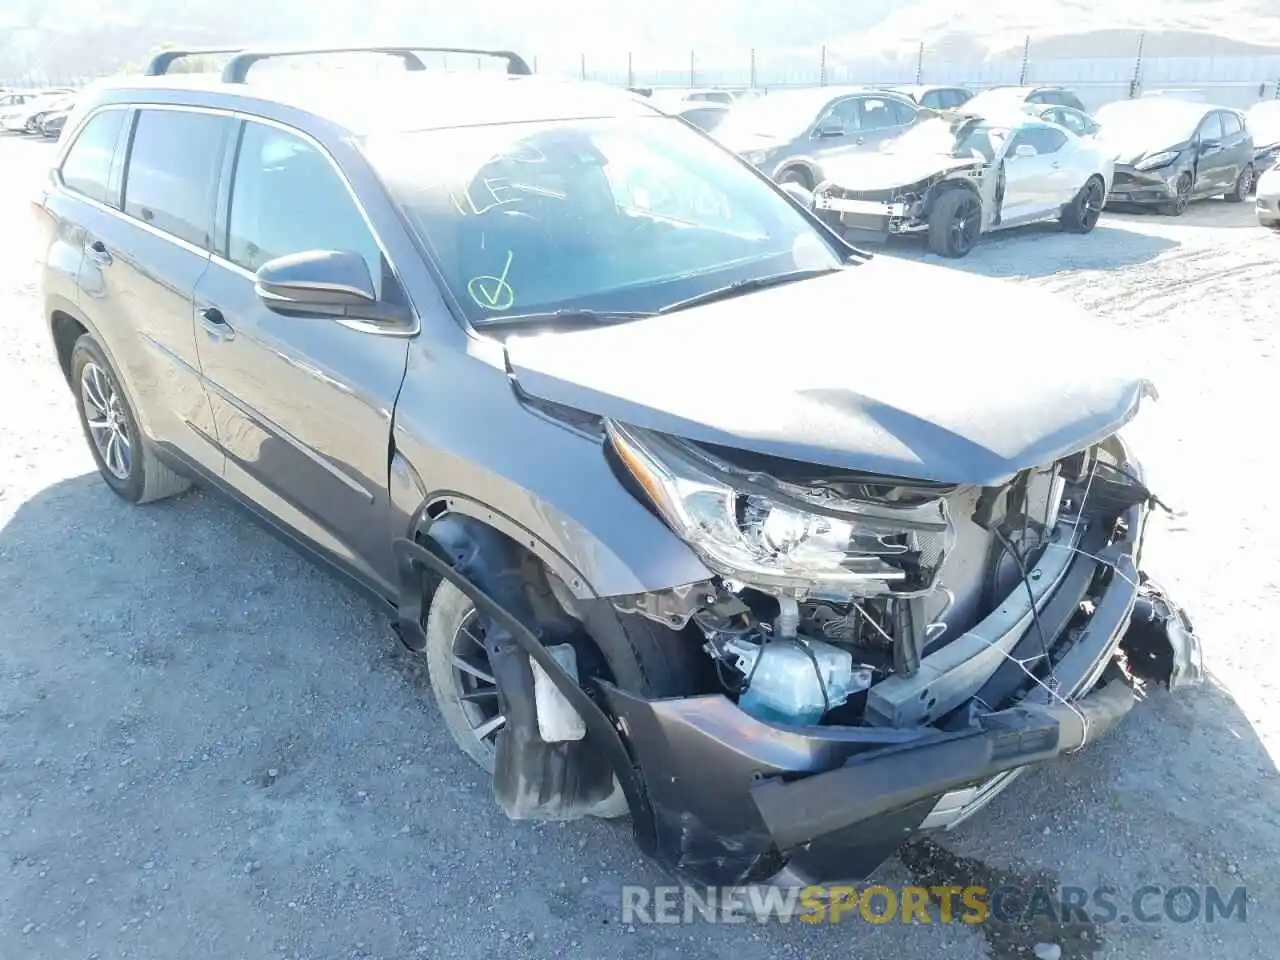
[389,339,711,600]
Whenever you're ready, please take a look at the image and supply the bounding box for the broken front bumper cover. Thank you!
[392,465,1202,889]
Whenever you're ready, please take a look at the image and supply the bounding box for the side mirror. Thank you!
[1013,144,1039,159]
[813,119,845,139]
[255,249,377,307]
[254,249,412,329]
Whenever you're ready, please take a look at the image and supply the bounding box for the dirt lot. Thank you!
[2,132,1278,960]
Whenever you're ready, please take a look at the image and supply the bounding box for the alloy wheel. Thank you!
[950,198,981,255]
[79,361,132,481]
[448,608,506,753]
[1082,180,1104,229]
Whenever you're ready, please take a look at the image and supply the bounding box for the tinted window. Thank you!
[1055,108,1089,135]
[123,110,230,247]
[951,89,973,107]
[822,97,861,130]
[1012,125,1068,155]
[858,97,901,130]
[1221,111,1243,136]
[60,109,127,204]
[888,99,917,125]
[1197,112,1224,141]
[921,90,946,110]
[228,121,383,294]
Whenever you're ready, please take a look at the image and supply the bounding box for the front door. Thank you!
[1193,112,1230,193]
[1000,126,1069,222]
[193,118,412,596]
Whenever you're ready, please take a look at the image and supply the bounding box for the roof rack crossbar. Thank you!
[143,48,245,77]
[219,45,533,83]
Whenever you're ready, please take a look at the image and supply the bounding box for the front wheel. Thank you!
[422,579,701,819]
[1161,173,1193,216]
[70,335,191,504]
[1225,164,1254,202]
[1060,176,1105,233]
[777,166,814,190]
[927,189,982,258]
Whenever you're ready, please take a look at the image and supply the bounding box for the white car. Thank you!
[811,111,1114,257]
[0,91,72,132]
[1256,158,1280,228]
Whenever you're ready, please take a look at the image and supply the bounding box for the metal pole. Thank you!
[915,41,924,84]
[750,48,757,89]
[689,49,695,87]
[1129,31,1145,98]
[532,54,538,73]
[627,51,633,89]
[1018,35,1030,85]
[819,45,827,86]
[580,52,586,81]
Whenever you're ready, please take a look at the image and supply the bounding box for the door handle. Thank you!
[87,239,112,267]
[198,306,235,342]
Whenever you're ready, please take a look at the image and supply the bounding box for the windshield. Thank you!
[363,116,841,325]
[887,116,1011,162]
[1094,101,1199,149]
[713,91,828,139]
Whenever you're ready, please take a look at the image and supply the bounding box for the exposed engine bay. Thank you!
[608,423,1153,731]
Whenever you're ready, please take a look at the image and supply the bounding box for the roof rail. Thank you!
[143,48,244,77]
[219,45,533,83]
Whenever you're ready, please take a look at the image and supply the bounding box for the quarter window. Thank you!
[859,97,899,130]
[227,121,383,295]
[123,109,231,247]
[59,109,127,205]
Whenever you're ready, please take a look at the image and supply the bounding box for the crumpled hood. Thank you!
[1107,138,1190,167]
[503,257,1155,486]
[820,152,981,190]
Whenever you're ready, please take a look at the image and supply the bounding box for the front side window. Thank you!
[227,121,383,295]
[1220,111,1243,136]
[60,108,127,204]
[363,116,840,324]
[1011,125,1067,155]
[123,109,232,247]
[1197,112,1224,142]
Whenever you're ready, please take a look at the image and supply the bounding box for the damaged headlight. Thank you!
[607,421,954,600]
[1134,150,1180,171]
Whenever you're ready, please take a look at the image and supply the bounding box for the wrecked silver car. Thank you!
[46,47,1201,892]
[813,112,1114,257]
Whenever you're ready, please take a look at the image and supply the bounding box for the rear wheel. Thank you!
[1060,176,1105,233]
[777,166,814,189]
[1225,164,1254,202]
[1161,173,1193,216]
[69,335,191,504]
[927,189,982,258]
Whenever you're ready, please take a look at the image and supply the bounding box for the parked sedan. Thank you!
[813,111,1113,257]
[1025,103,1100,139]
[713,86,922,188]
[880,84,973,110]
[1095,98,1255,215]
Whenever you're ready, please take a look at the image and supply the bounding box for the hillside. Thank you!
[4,0,1280,81]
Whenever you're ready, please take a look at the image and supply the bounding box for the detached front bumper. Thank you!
[1107,164,1181,205]
[600,470,1202,887]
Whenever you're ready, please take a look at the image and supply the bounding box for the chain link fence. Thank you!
[6,32,1280,109]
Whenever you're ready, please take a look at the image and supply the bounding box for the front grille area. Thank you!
[822,184,901,203]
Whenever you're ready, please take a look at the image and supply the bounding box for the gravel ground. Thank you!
[2,132,1278,960]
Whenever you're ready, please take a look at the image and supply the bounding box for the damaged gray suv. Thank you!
[38,45,1203,887]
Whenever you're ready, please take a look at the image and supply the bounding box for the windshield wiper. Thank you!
[658,266,843,315]
[470,309,656,331]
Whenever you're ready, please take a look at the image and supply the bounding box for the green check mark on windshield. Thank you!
[467,250,516,311]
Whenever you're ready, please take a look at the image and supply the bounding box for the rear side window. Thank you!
[227,121,383,295]
[123,109,231,248]
[59,109,127,205]
[1221,111,1243,136]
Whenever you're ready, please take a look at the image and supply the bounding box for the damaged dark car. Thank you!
[40,46,1203,891]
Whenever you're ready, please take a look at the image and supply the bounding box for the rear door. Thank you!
[854,95,917,150]
[192,117,412,595]
[72,106,229,476]
[1217,110,1252,182]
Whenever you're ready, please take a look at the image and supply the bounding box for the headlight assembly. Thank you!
[1134,150,1180,172]
[606,421,954,600]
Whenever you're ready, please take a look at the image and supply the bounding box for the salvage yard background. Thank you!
[1,129,1279,959]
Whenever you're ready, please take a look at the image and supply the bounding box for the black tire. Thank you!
[927,188,982,258]
[69,335,191,504]
[1060,176,1105,233]
[1225,164,1254,203]
[777,166,814,189]
[1161,173,1193,216]
[423,579,701,817]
